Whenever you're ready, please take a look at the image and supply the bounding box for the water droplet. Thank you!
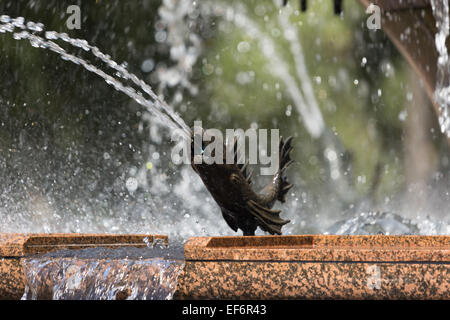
[361,57,367,67]
[152,152,160,160]
[237,41,250,53]
[141,59,154,73]
[398,109,408,121]
[125,177,138,192]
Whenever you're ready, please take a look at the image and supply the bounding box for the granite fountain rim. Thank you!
[0,232,168,257]
[184,234,450,262]
[1,233,449,262]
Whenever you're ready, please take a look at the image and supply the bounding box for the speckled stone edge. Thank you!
[2,234,450,299]
[0,233,168,257]
[0,259,24,300]
[176,235,450,299]
[184,235,450,262]
[174,260,449,299]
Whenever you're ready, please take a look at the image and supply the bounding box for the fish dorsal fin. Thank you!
[247,200,290,226]
[247,210,280,234]
[277,136,295,203]
[245,205,283,235]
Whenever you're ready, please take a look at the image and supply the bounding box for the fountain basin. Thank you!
[0,233,167,299]
[176,235,450,299]
[0,233,449,299]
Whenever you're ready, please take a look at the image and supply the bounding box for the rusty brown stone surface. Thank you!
[176,235,450,299]
[175,260,448,299]
[0,258,24,300]
[0,233,168,299]
[0,233,167,257]
[184,235,450,262]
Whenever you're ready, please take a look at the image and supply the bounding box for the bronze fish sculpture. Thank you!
[190,130,294,236]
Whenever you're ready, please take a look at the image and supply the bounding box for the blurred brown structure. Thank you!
[358,0,449,213]
[359,0,448,135]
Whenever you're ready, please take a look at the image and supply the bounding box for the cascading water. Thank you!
[21,245,185,300]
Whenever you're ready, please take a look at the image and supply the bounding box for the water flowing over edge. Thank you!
[21,246,185,300]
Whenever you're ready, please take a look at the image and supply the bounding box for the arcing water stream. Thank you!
[0,15,190,138]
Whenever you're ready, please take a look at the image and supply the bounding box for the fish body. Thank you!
[191,134,294,236]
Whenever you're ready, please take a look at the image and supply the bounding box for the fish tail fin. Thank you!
[278,136,294,203]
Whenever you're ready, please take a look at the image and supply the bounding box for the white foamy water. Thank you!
[21,247,185,300]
